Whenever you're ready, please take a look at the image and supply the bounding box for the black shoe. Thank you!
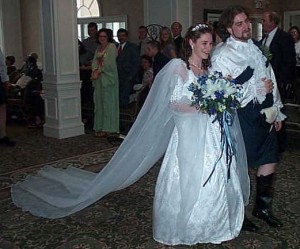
[0,136,16,147]
[242,215,259,232]
[252,208,283,227]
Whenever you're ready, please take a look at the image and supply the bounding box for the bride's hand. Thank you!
[226,75,233,81]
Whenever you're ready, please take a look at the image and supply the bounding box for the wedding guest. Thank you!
[145,40,170,79]
[0,48,15,147]
[288,26,300,103]
[5,55,16,76]
[138,25,151,55]
[25,79,44,129]
[12,24,249,246]
[171,21,183,57]
[78,39,94,108]
[131,54,153,104]
[10,55,42,90]
[91,28,119,137]
[80,22,98,108]
[212,21,227,46]
[159,26,177,59]
[288,25,300,63]
[106,28,119,48]
[261,11,296,102]
[117,28,140,108]
[82,22,98,62]
[139,54,153,88]
[261,10,296,153]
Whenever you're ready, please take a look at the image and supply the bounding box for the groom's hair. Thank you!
[217,5,250,42]
[219,5,250,29]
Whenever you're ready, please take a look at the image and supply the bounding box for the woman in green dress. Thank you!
[91,28,119,137]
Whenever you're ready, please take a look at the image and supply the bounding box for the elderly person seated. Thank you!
[9,55,43,96]
[130,55,153,105]
[8,55,44,128]
[5,56,16,76]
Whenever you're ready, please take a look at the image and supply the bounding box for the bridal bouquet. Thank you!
[187,71,242,118]
[187,71,243,186]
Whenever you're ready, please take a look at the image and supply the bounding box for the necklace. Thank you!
[189,63,203,71]
[188,59,203,70]
[189,60,205,75]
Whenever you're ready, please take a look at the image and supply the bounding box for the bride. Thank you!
[12,24,249,245]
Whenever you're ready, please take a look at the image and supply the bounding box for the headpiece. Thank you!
[192,23,209,31]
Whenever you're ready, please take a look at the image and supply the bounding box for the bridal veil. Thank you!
[11,59,249,219]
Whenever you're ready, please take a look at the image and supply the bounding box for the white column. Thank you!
[174,0,192,34]
[144,0,192,34]
[40,0,84,139]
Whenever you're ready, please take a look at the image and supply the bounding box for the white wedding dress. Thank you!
[153,61,249,245]
[12,59,249,245]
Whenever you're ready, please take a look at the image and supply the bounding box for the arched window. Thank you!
[77,0,100,18]
[77,0,126,41]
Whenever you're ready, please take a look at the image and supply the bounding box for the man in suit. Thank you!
[145,41,170,79]
[171,22,183,58]
[262,11,297,152]
[117,28,140,108]
[138,26,151,56]
[0,48,15,147]
[81,22,99,108]
[82,22,98,63]
[261,11,296,102]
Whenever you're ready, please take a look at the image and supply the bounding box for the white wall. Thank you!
[175,0,192,35]
[0,0,23,68]
[20,0,42,65]
[144,0,191,34]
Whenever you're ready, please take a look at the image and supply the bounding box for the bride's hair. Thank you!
[181,23,212,70]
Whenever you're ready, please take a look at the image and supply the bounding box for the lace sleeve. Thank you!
[169,64,199,113]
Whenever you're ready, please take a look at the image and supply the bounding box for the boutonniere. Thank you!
[259,44,272,63]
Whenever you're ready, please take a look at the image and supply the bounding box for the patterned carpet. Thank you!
[0,125,300,249]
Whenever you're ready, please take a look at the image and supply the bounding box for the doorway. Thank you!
[284,10,300,31]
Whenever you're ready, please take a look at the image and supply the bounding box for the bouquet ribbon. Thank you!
[203,111,235,187]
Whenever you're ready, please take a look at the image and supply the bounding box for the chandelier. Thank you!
[254,0,270,9]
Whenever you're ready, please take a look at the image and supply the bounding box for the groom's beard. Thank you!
[232,29,252,42]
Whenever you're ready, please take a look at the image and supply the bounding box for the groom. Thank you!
[211,5,286,231]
